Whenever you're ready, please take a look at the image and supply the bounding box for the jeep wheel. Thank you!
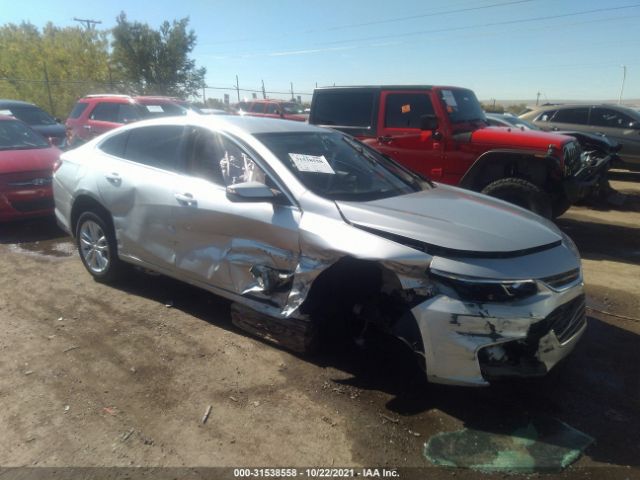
[481,178,552,218]
[75,211,125,283]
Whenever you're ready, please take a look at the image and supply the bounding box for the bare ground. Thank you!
[0,175,639,479]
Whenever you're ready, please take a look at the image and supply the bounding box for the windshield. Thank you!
[1,106,57,126]
[0,119,49,150]
[438,88,486,124]
[255,131,426,201]
[281,103,305,114]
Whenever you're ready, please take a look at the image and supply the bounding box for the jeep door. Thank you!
[171,126,301,297]
[375,91,445,180]
[95,125,186,274]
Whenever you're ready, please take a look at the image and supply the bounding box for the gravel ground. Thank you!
[1,173,639,479]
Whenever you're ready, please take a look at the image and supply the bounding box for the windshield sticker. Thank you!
[401,104,411,114]
[288,153,335,174]
[441,90,458,108]
[145,105,165,113]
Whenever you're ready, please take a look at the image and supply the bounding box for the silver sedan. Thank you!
[53,115,586,386]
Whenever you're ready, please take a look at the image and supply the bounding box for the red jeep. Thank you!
[309,86,612,217]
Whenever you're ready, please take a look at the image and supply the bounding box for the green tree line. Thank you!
[0,13,206,118]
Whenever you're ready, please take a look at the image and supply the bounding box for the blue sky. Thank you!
[3,0,639,103]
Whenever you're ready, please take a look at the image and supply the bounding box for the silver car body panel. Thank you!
[53,115,585,386]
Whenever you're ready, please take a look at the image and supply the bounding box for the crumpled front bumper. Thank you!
[412,280,586,386]
[563,153,613,203]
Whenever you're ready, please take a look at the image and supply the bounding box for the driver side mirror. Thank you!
[226,181,282,202]
[420,114,439,131]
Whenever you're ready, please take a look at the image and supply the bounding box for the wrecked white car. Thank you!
[53,116,586,386]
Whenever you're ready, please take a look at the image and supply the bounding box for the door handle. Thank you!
[83,125,92,130]
[174,192,197,207]
[378,135,393,144]
[105,172,121,186]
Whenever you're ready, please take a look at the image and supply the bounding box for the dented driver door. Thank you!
[171,127,301,302]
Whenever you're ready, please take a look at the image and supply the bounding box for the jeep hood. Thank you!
[335,184,562,256]
[469,126,573,150]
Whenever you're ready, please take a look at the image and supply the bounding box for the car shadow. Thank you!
[109,270,640,470]
[609,169,640,183]
[0,216,66,245]
[558,216,640,266]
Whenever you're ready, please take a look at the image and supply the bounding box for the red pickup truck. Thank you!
[309,86,612,218]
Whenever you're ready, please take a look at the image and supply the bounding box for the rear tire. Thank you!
[75,211,124,283]
[481,177,552,219]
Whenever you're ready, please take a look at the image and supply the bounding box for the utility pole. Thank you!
[42,62,55,115]
[619,65,627,105]
[73,17,102,30]
[261,79,266,99]
[235,75,240,102]
[290,82,294,101]
[536,91,541,106]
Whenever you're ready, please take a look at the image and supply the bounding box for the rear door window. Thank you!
[384,93,434,129]
[551,108,589,125]
[123,125,185,171]
[90,103,120,123]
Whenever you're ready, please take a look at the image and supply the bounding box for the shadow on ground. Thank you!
[558,216,640,265]
[104,269,640,471]
[0,216,66,244]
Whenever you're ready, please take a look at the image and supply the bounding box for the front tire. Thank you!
[481,177,552,218]
[75,211,124,283]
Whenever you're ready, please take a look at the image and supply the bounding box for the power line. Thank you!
[318,0,538,32]
[203,0,538,46]
[313,3,640,47]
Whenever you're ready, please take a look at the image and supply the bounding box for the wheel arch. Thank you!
[459,149,561,192]
[70,193,114,239]
[299,256,426,356]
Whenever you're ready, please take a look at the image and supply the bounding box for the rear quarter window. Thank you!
[311,91,374,128]
[99,131,129,158]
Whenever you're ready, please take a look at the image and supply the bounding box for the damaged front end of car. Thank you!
[228,195,585,387]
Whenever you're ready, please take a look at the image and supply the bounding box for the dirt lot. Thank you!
[1,173,639,479]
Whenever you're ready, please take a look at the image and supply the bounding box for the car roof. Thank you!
[0,99,38,108]
[314,85,436,91]
[118,114,328,135]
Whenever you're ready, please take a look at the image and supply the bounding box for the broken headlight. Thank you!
[430,269,537,303]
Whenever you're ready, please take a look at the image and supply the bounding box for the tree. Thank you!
[0,22,112,117]
[111,13,206,98]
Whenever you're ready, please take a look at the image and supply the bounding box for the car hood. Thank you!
[335,184,562,256]
[469,126,573,150]
[0,146,60,175]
